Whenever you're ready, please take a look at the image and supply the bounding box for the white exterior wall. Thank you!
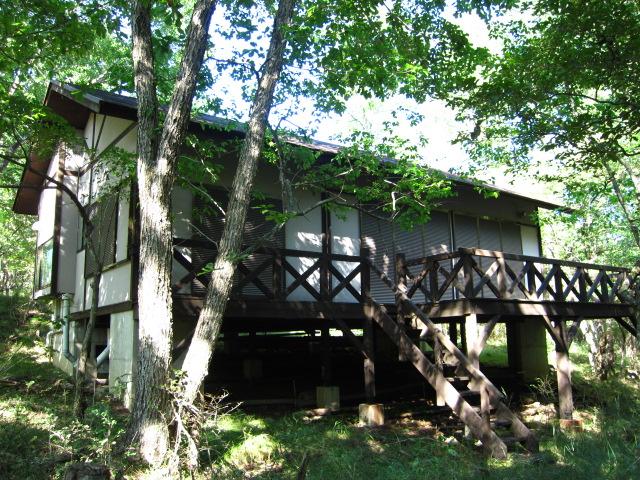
[84,113,136,155]
[68,114,137,310]
[71,250,85,313]
[115,192,130,262]
[35,150,61,247]
[85,263,132,308]
[109,310,137,408]
[330,207,361,303]
[57,167,79,294]
[285,190,323,301]
[520,225,541,256]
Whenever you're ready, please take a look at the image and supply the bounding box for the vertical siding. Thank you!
[190,189,284,297]
[424,211,454,300]
[501,222,525,299]
[453,214,479,249]
[424,211,452,255]
[241,201,284,297]
[478,219,501,298]
[361,214,396,304]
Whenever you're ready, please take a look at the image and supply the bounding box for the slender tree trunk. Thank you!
[581,320,616,380]
[602,160,640,249]
[180,0,296,404]
[128,0,216,466]
[73,269,101,417]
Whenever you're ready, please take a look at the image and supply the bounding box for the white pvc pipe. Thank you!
[60,293,76,363]
[96,343,110,367]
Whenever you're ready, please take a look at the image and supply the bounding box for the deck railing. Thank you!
[171,237,364,302]
[172,239,639,308]
[398,247,639,306]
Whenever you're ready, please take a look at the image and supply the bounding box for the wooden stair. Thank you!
[366,261,538,459]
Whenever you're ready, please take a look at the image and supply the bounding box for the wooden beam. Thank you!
[614,316,638,337]
[364,301,509,458]
[540,315,566,351]
[566,316,584,348]
[361,250,376,401]
[396,253,409,362]
[368,261,538,451]
[469,314,501,368]
[466,313,480,371]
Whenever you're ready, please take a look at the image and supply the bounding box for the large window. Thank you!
[35,238,54,291]
[84,193,119,276]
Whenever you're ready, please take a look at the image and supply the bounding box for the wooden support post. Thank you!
[363,318,376,401]
[434,334,446,406]
[554,266,564,301]
[321,325,332,385]
[506,321,520,373]
[448,320,458,346]
[578,267,587,302]
[469,315,499,390]
[396,253,408,361]
[466,313,480,371]
[273,252,283,300]
[543,317,575,420]
[496,257,508,299]
[460,320,467,355]
[526,261,536,297]
[362,249,376,401]
[480,386,491,430]
[462,253,474,299]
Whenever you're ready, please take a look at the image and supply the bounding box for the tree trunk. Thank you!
[581,320,616,380]
[128,0,216,466]
[73,270,101,418]
[180,0,296,404]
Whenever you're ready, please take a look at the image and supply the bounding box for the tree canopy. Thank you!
[456,0,640,259]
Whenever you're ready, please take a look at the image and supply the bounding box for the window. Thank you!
[84,193,119,276]
[35,238,54,290]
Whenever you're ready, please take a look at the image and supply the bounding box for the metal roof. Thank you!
[13,81,566,214]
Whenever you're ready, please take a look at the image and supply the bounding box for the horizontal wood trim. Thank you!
[422,298,635,320]
[70,300,134,320]
[405,247,630,272]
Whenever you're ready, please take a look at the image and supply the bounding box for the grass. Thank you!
[1,296,639,479]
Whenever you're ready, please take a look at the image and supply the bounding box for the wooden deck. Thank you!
[172,239,638,331]
[170,239,638,456]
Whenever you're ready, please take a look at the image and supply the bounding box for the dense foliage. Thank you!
[456,0,640,264]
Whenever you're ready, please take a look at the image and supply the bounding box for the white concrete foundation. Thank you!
[109,310,137,408]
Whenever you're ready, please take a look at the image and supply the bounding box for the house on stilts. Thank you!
[13,81,639,457]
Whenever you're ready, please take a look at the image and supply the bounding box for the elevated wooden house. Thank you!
[13,82,638,457]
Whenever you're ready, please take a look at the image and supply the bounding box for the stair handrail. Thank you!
[367,258,507,401]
